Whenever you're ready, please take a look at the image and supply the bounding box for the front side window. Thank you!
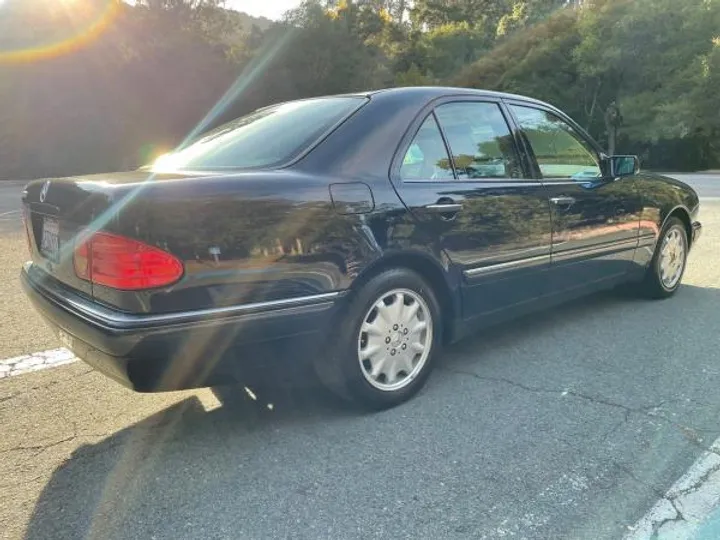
[434,102,521,179]
[152,97,366,172]
[399,115,454,181]
[509,105,601,180]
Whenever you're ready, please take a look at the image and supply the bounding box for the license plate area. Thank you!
[40,217,60,262]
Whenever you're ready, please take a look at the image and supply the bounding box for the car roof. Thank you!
[268,87,551,114]
[341,86,549,107]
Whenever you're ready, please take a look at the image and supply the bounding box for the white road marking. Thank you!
[0,348,78,379]
[196,388,222,411]
[624,436,720,539]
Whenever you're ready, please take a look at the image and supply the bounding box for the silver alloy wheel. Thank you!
[357,288,433,392]
[659,227,686,290]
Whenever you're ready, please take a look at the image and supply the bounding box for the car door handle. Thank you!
[550,196,576,206]
[424,203,463,213]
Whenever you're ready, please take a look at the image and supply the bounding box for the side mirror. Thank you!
[609,155,640,177]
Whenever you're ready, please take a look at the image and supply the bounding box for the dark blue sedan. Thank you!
[20,87,702,409]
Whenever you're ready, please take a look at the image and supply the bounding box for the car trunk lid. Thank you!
[23,177,118,297]
[22,172,196,297]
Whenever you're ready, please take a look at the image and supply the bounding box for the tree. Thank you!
[573,0,720,147]
[454,8,584,116]
[3,0,720,180]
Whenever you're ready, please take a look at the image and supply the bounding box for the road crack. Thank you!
[0,367,94,405]
[652,504,686,537]
[443,367,719,448]
[0,435,75,455]
[0,474,46,490]
[442,367,669,416]
[673,459,720,499]
[612,462,692,536]
[441,365,720,539]
[614,462,668,500]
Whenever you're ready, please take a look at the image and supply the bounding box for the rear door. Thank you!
[506,102,642,293]
[393,98,553,321]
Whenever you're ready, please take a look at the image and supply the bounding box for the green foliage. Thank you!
[419,22,492,80]
[459,0,720,167]
[456,9,582,109]
[394,63,431,86]
[1,0,719,180]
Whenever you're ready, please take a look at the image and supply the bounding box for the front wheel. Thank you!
[316,268,442,410]
[641,217,688,298]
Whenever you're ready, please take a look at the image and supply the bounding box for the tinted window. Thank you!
[510,105,601,179]
[152,97,366,171]
[435,102,521,179]
[400,115,454,181]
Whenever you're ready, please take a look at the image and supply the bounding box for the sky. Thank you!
[226,0,302,20]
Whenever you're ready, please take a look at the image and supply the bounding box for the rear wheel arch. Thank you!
[348,252,458,344]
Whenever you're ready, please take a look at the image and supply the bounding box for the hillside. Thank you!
[225,7,273,32]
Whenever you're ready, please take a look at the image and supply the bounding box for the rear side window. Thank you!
[434,102,521,179]
[152,97,366,171]
[400,115,454,181]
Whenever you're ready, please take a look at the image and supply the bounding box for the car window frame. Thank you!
[390,96,534,185]
[397,111,456,182]
[502,98,610,180]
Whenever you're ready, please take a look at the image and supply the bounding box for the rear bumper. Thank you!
[692,221,702,245]
[21,263,340,391]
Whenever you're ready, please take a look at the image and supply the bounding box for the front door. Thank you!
[506,103,642,293]
[394,99,553,321]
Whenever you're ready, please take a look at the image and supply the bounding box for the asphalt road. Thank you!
[1,174,720,539]
[0,181,25,234]
[667,173,720,198]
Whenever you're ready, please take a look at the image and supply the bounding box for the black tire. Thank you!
[315,268,443,410]
[641,217,688,299]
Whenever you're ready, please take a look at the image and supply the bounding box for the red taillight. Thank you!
[73,231,183,290]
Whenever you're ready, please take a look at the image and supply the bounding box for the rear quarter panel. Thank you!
[96,172,382,314]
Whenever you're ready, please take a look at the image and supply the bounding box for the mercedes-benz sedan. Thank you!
[21,87,702,409]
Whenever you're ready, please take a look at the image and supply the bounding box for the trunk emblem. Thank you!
[39,181,50,202]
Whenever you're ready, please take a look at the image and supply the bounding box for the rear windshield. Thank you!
[152,96,366,172]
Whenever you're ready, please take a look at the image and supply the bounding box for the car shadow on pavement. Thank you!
[23,379,359,540]
[22,284,720,540]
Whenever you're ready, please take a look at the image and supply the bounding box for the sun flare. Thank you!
[0,0,120,64]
